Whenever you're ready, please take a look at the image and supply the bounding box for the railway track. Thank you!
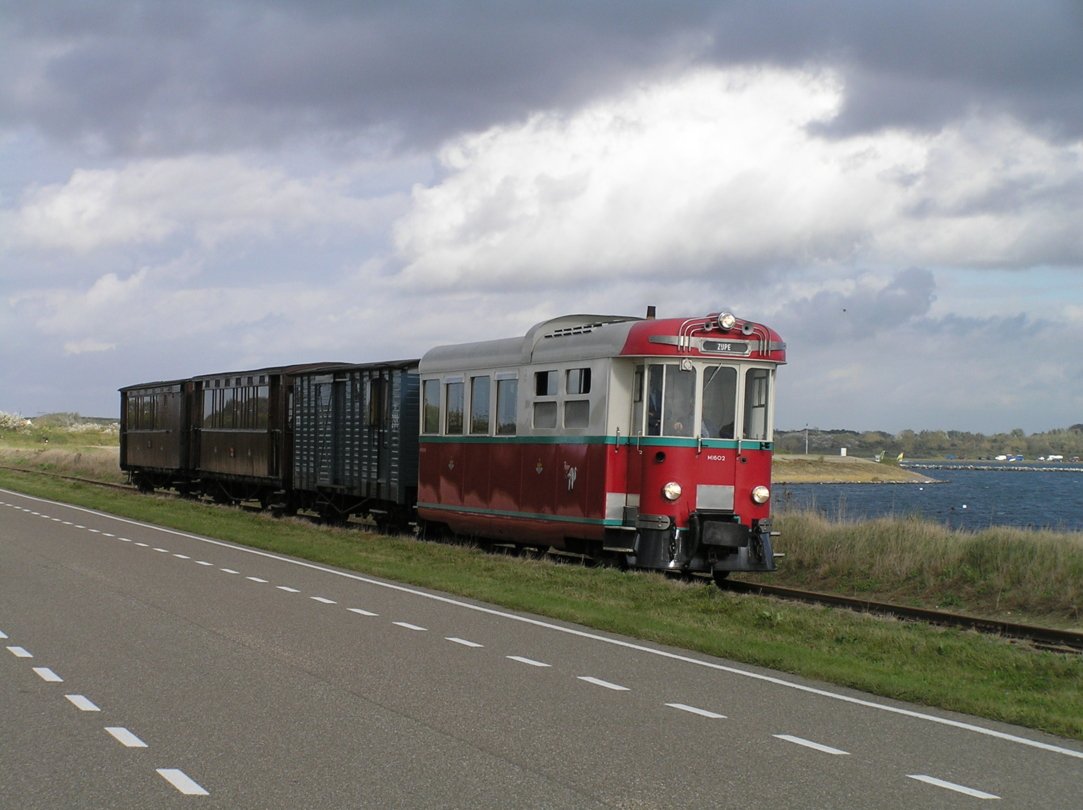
[5,464,1081,653]
[724,579,1083,654]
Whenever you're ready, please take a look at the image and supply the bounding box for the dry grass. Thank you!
[0,444,124,483]
[769,511,1083,627]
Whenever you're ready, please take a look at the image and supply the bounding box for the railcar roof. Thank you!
[420,314,641,372]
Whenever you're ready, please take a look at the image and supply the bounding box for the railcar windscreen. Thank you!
[743,368,771,440]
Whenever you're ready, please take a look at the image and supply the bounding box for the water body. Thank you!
[775,464,1083,532]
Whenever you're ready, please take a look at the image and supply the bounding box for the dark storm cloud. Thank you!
[3,1,1081,157]
[701,1,1083,140]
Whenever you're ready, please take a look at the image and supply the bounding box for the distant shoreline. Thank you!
[773,454,936,484]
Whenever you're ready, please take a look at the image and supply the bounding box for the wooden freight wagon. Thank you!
[119,378,191,492]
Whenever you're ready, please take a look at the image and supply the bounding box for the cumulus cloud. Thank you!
[391,67,1083,293]
[3,154,405,256]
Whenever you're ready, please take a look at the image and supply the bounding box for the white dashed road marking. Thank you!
[577,676,629,691]
[157,768,210,796]
[65,694,101,712]
[105,727,148,748]
[447,637,484,648]
[907,774,1000,800]
[311,596,337,605]
[7,645,32,658]
[392,621,426,631]
[774,734,850,756]
[348,608,378,616]
[277,586,300,593]
[507,656,550,667]
[666,703,726,719]
[33,667,63,682]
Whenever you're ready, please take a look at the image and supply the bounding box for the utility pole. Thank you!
[805,423,809,455]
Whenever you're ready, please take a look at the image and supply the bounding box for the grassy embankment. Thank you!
[2,433,1081,741]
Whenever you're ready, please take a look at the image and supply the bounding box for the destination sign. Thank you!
[701,339,751,355]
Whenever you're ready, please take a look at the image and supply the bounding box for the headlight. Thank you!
[717,312,737,330]
[751,485,770,504]
[662,481,683,501]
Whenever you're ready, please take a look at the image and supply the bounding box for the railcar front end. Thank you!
[617,312,786,581]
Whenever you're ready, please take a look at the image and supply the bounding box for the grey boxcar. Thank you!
[291,360,420,527]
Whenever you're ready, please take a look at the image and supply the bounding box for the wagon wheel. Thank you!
[712,570,730,587]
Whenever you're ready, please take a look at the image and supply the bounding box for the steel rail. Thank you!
[724,579,1083,654]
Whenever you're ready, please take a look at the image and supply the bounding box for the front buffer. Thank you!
[631,512,776,580]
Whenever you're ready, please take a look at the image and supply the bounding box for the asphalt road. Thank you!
[2,487,1081,808]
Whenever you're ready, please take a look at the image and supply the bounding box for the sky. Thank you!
[2,1,1082,434]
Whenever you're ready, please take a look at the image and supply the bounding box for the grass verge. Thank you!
[1,467,1081,742]
[768,511,1083,628]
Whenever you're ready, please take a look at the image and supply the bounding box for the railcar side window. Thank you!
[535,370,558,396]
[566,368,591,395]
[564,400,589,428]
[445,381,464,435]
[470,376,491,434]
[496,378,517,435]
[533,401,557,429]
[128,390,176,430]
[701,366,736,439]
[422,380,440,434]
[254,385,269,429]
[744,368,770,440]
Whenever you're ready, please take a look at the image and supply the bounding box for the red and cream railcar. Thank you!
[416,311,786,581]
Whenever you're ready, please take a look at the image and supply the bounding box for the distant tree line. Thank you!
[775,425,1083,460]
